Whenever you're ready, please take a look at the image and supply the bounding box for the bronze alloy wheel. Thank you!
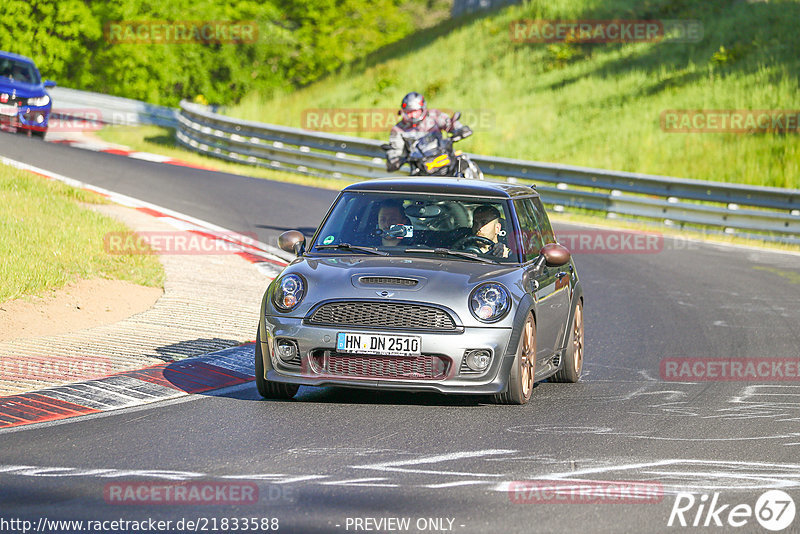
[520,314,535,398]
[552,300,584,383]
[572,302,584,375]
[494,312,536,405]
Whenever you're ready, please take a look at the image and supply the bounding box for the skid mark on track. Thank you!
[3,454,800,495]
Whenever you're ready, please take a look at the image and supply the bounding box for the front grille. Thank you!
[359,276,418,287]
[0,94,24,106]
[307,301,457,331]
[310,350,449,380]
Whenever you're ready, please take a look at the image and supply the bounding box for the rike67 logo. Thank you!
[668,490,796,531]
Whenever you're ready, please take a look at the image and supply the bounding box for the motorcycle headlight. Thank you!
[469,283,510,323]
[27,94,50,107]
[272,274,305,312]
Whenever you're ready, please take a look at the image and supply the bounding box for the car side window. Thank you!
[530,197,556,244]
[513,199,543,261]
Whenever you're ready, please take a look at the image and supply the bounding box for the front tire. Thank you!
[255,329,299,399]
[551,300,584,383]
[494,312,536,405]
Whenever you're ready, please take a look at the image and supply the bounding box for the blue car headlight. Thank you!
[27,94,50,107]
[469,282,510,322]
[273,274,305,312]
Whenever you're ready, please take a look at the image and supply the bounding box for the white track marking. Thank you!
[351,449,516,477]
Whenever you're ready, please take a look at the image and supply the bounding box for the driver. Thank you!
[385,92,473,172]
[377,201,412,246]
[471,205,510,258]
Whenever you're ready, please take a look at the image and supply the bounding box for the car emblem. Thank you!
[376,290,394,298]
[0,94,7,103]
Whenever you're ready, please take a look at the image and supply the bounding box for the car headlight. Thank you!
[469,282,510,322]
[273,274,305,312]
[27,94,50,107]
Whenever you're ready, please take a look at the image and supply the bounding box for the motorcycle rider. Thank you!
[385,92,473,172]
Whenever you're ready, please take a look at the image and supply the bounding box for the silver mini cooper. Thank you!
[256,177,584,404]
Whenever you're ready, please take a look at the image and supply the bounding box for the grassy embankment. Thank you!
[0,163,164,302]
[227,0,800,189]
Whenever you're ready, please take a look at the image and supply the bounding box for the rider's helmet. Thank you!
[400,92,427,125]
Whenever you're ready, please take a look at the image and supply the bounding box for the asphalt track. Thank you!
[2,132,800,533]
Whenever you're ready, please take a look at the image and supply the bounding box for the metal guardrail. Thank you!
[50,87,179,128]
[175,100,800,242]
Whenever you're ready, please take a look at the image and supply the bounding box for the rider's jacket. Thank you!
[385,109,465,162]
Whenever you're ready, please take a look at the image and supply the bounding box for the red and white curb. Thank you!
[48,137,219,171]
[0,344,256,430]
[0,155,292,277]
[0,156,292,428]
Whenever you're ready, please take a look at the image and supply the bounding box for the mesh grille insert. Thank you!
[308,301,456,331]
[310,350,449,380]
[359,277,419,287]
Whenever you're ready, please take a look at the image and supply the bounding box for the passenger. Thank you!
[471,205,510,258]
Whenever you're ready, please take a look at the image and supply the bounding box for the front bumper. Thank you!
[261,315,515,394]
[0,105,50,132]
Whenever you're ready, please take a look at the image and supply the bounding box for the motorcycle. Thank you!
[380,112,484,180]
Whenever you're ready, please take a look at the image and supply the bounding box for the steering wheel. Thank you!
[452,235,495,254]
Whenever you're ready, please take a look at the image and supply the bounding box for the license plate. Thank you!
[0,105,17,116]
[337,332,421,356]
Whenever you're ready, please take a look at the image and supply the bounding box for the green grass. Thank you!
[227,0,800,189]
[95,125,351,191]
[0,164,165,302]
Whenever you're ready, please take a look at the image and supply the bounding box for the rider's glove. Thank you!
[386,157,402,172]
[456,125,473,139]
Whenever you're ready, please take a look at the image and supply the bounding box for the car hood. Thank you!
[273,254,525,327]
[0,78,46,99]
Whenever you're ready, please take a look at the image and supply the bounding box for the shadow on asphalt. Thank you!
[154,338,242,362]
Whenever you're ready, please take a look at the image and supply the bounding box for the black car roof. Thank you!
[344,177,538,199]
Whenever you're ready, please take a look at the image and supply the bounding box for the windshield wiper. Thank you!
[403,247,498,264]
[315,243,388,256]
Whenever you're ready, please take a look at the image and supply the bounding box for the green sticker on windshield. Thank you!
[323,235,335,245]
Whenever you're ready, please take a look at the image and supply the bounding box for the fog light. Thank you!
[465,349,491,372]
[35,114,44,124]
[275,339,299,363]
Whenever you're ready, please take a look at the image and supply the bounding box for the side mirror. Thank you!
[43,80,56,88]
[452,111,461,122]
[278,230,305,255]
[380,143,392,152]
[541,243,571,266]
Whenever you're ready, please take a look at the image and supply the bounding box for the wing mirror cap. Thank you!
[542,243,571,266]
[278,230,305,255]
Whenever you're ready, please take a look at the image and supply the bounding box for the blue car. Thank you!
[0,51,55,138]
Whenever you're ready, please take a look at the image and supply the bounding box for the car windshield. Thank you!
[310,191,521,263]
[0,58,40,85]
